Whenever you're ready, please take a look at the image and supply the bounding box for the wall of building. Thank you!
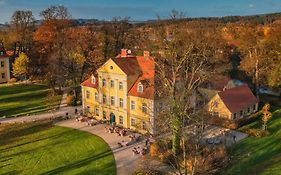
[207,94,232,119]
[0,57,10,83]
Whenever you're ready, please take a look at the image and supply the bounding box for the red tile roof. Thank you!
[111,57,141,76]
[128,56,155,99]
[204,76,232,91]
[218,84,258,113]
[81,76,99,89]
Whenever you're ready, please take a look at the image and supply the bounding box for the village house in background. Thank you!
[200,77,259,120]
[0,42,11,83]
[81,49,156,133]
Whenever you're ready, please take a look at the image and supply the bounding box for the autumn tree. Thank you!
[153,12,229,174]
[33,5,72,93]
[10,10,35,52]
[12,52,30,80]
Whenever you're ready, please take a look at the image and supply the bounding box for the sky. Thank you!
[1,0,281,23]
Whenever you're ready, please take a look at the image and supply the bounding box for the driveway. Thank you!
[55,119,145,175]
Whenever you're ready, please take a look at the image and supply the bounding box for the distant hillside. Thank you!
[1,11,281,27]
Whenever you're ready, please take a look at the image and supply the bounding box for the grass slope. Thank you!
[0,84,61,118]
[223,109,281,175]
[0,122,116,175]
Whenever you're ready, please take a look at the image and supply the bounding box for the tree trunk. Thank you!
[172,114,181,155]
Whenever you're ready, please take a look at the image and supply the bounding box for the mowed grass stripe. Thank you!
[0,84,62,117]
[0,122,116,175]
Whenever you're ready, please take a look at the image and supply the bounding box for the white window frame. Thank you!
[119,116,123,125]
[119,82,123,90]
[102,94,107,104]
[86,90,90,99]
[95,108,99,116]
[91,76,96,84]
[137,83,143,93]
[110,80,114,88]
[131,100,135,110]
[131,118,136,127]
[102,79,106,87]
[95,92,98,101]
[111,96,115,105]
[119,98,123,108]
[142,103,147,114]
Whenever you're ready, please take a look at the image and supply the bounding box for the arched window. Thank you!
[137,82,143,93]
[91,75,96,84]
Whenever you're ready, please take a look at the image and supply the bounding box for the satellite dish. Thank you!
[127,50,132,54]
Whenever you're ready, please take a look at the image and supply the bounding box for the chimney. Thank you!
[143,51,150,57]
[121,49,128,57]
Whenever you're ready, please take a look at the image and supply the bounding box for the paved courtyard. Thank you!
[56,119,146,175]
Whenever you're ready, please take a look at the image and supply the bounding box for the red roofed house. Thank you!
[81,49,156,133]
[207,84,258,120]
[0,43,11,83]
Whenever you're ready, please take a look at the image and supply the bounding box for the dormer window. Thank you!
[137,82,143,93]
[91,75,96,84]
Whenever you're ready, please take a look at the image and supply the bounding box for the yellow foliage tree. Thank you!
[261,103,272,130]
[12,52,30,80]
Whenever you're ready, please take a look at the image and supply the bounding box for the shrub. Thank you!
[150,143,159,157]
[243,128,269,137]
[132,169,164,175]
[8,78,17,84]
[66,95,75,106]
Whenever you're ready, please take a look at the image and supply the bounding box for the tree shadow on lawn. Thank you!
[0,89,49,103]
[41,150,115,175]
[0,122,53,146]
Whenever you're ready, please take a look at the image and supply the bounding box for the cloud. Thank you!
[249,4,255,8]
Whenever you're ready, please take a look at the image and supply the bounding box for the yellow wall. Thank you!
[128,96,153,132]
[207,94,232,119]
[82,58,155,133]
[0,57,10,83]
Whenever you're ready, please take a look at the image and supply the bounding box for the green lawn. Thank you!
[0,122,116,175]
[223,109,281,175]
[0,83,62,118]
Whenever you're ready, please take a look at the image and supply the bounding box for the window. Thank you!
[131,118,136,127]
[233,113,237,119]
[86,90,90,99]
[142,103,148,114]
[102,79,106,87]
[213,112,219,116]
[119,116,123,125]
[247,107,250,113]
[137,83,143,93]
[102,94,107,104]
[95,92,98,101]
[253,104,256,111]
[110,66,113,70]
[119,98,123,108]
[213,101,218,108]
[0,61,4,67]
[86,106,90,112]
[91,76,96,84]
[141,121,146,129]
[240,110,243,116]
[119,82,123,90]
[103,111,106,119]
[95,108,99,116]
[111,96,115,105]
[110,80,114,88]
[131,101,135,110]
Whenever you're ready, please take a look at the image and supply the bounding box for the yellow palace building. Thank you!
[81,49,156,133]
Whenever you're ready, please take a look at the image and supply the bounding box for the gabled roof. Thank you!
[111,57,141,76]
[81,76,99,89]
[218,84,258,113]
[128,56,155,99]
[202,76,232,91]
